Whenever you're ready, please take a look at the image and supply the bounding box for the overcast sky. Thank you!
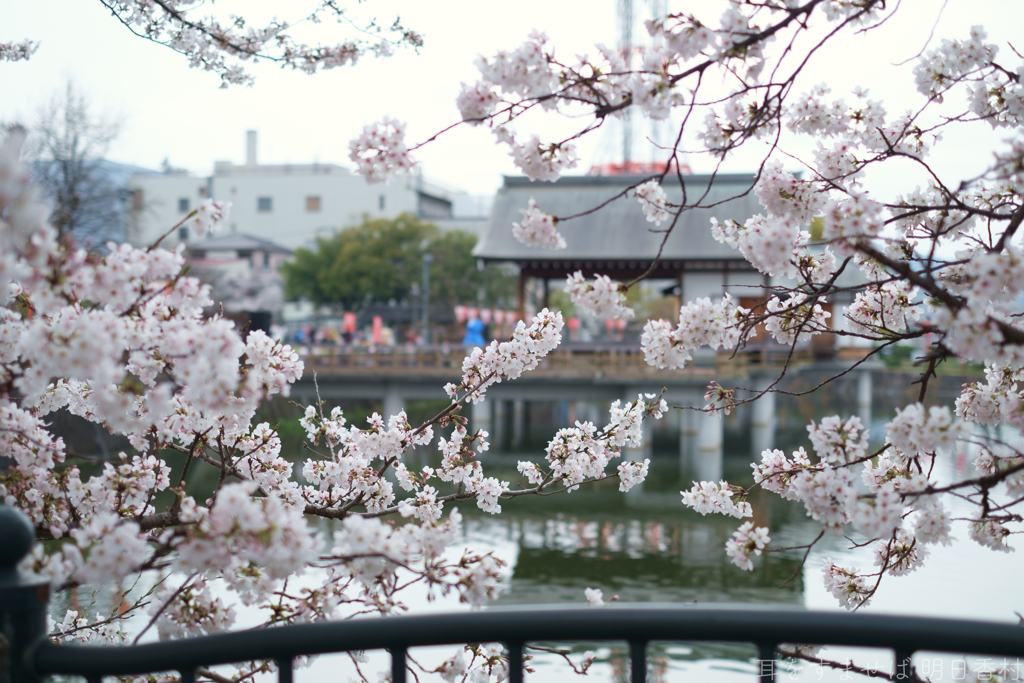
[2,1,1022,198]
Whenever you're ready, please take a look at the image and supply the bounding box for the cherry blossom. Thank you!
[512,199,566,249]
[885,404,962,455]
[91,2,423,87]
[725,522,771,571]
[807,415,869,465]
[634,180,670,225]
[505,134,579,182]
[7,0,1024,638]
[822,559,872,609]
[452,308,564,404]
[641,294,747,369]
[187,199,231,238]
[751,447,812,500]
[348,117,416,183]
[846,282,920,334]
[969,519,1014,553]
[0,41,37,62]
[564,271,634,320]
[681,481,752,519]
[876,529,928,577]
[764,294,831,345]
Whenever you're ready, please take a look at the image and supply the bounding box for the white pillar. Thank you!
[695,411,724,482]
[383,385,405,420]
[472,400,492,438]
[493,400,508,452]
[751,374,777,457]
[857,371,873,429]
[677,389,702,471]
[512,399,526,450]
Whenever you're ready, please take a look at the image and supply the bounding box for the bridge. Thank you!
[292,344,860,482]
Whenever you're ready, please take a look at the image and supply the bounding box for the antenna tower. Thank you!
[592,0,689,175]
[618,0,635,165]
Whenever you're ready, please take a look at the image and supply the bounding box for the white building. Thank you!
[127,131,489,250]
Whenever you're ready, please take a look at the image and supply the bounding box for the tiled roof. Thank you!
[474,173,762,262]
[187,233,293,255]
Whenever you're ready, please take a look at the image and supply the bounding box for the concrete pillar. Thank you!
[623,389,653,462]
[512,399,526,450]
[675,385,723,482]
[695,412,724,481]
[677,390,701,470]
[751,374,777,457]
[857,371,873,430]
[493,400,508,452]
[383,385,405,420]
[472,400,492,438]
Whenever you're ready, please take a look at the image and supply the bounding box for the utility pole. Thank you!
[421,252,433,345]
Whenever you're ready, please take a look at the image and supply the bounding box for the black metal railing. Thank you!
[2,507,1023,683]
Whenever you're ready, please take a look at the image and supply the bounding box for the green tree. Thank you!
[281,213,514,310]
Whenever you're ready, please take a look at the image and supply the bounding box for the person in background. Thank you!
[462,317,485,348]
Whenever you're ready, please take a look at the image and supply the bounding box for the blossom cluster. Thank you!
[0,109,668,645]
[681,481,751,518]
[956,364,1024,427]
[725,522,771,571]
[512,199,565,249]
[634,180,670,225]
[10,0,1024,638]
[504,133,580,182]
[846,282,920,334]
[807,415,869,465]
[188,199,232,238]
[449,308,564,404]
[520,394,665,494]
[641,295,747,369]
[348,118,417,183]
[822,559,872,609]
[764,294,831,345]
[97,1,422,86]
[886,404,961,455]
[0,40,38,62]
[913,26,996,102]
[564,271,634,320]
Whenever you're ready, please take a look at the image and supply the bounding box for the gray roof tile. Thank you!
[474,173,762,262]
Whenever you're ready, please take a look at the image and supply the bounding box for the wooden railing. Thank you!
[298,344,813,380]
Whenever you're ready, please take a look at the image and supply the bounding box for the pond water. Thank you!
[53,369,1024,682]
[283,369,1023,682]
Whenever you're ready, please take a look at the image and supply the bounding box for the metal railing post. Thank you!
[0,506,48,683]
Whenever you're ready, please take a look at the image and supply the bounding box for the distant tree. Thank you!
[281,213,514,310]
[22,80,124,247]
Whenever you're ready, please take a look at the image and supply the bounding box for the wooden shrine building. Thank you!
[474,173,769,319]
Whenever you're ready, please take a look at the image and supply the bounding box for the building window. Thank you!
[131,189,143,212]
[178,226,190,242]
[379,194,385,211]
[178,197,190,213]
[257,196,273,212]
[263,252,270,268]
[306,196,321,212]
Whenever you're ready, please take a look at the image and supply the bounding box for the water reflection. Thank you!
[453,369,1024,623]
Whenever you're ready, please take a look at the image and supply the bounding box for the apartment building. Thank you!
[127,131,488,250]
